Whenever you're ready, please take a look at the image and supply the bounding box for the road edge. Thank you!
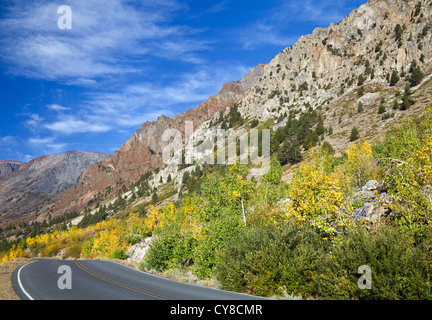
[11,261,36,300]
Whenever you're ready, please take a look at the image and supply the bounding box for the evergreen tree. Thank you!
[409,66,424,87]
[350,127,360,142]
[321,141,335,155]
[395,23,403,40]
[389,70,399,86]
[400,83,415,110]
[151,191,158,205]
[303,131,319,150]
[278,139,303,165]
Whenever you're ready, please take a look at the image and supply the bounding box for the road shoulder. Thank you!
[0,258,34,300]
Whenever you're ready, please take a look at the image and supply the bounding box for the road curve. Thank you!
[12,259,264,300]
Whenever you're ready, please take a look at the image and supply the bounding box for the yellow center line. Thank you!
[74,260,172,300]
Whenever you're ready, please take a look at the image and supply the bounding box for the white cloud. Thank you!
[205,1,229,14]
[27,136,68,155]
[46,104,70,112]
[25,113,45,128]
[0,136,18,157]
[0,136,34,162]
[84,63,250,117]
[24,62,250,139]
[240,23,301,50]
[0,0,205,82]
[43,115,112,134]
[269,0,349,25]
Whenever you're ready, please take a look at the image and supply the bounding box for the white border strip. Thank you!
[17,261,35,300]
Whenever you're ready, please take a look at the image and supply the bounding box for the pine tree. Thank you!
[395,24,403,40]
[409,66,424,87]
[350,127,360,142]
[389,70,399,86]
[151,191,158,205]
[278,139,303,165]
[400,83,415,110]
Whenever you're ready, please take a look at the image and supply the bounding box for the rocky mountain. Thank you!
[235,0,432,153]
[0,151,109,223]
[3,0,432,226]
[0,160,24,179]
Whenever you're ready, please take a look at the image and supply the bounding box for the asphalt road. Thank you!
[12,259,264,300]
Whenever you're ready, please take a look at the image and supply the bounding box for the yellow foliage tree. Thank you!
[345,140,378,187]
[181,196,202,238]
[144,205,163,236]
[284,150,353,237]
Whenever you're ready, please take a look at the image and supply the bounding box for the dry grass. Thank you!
[0,258,34,300]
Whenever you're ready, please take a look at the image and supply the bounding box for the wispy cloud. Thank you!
[271,0,349,24]
[20,62,250,139]
[25,113,45,129]
[43,115,112,135]
[84,63,250,115]
[240,23,301,50]
[46,104,70,112]
[28,136,67,155]
[0,136,18,157]
[205,1,229,14]
[0,0,205,82]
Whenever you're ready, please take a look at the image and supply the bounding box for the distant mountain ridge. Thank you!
[0,160,24,179]
[0,151,109,223]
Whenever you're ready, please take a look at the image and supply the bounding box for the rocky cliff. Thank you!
[0,160,23,179]
[235,0,432,152]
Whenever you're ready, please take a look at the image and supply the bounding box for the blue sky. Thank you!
[0,0,365,162]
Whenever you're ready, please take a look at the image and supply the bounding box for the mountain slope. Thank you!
[236,0,432,151]
[0,151,109,223]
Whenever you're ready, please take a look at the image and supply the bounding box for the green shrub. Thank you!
[110,248,128,260]
[250,119,259,128]
[142,228,196,271]
[315,226,432,300]
[215,222,325,297]
[65,245,82,259]
[350,127,360,141]
[193,214,244,279]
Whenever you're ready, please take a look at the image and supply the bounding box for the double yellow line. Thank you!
[74,260,171,300]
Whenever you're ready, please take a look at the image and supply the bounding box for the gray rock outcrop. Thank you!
[0,160,24,179]
[352,180,393,224]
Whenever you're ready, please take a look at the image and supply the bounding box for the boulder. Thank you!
[352,185,393,224]
[362,180,380,191]
[126,236,154,263]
